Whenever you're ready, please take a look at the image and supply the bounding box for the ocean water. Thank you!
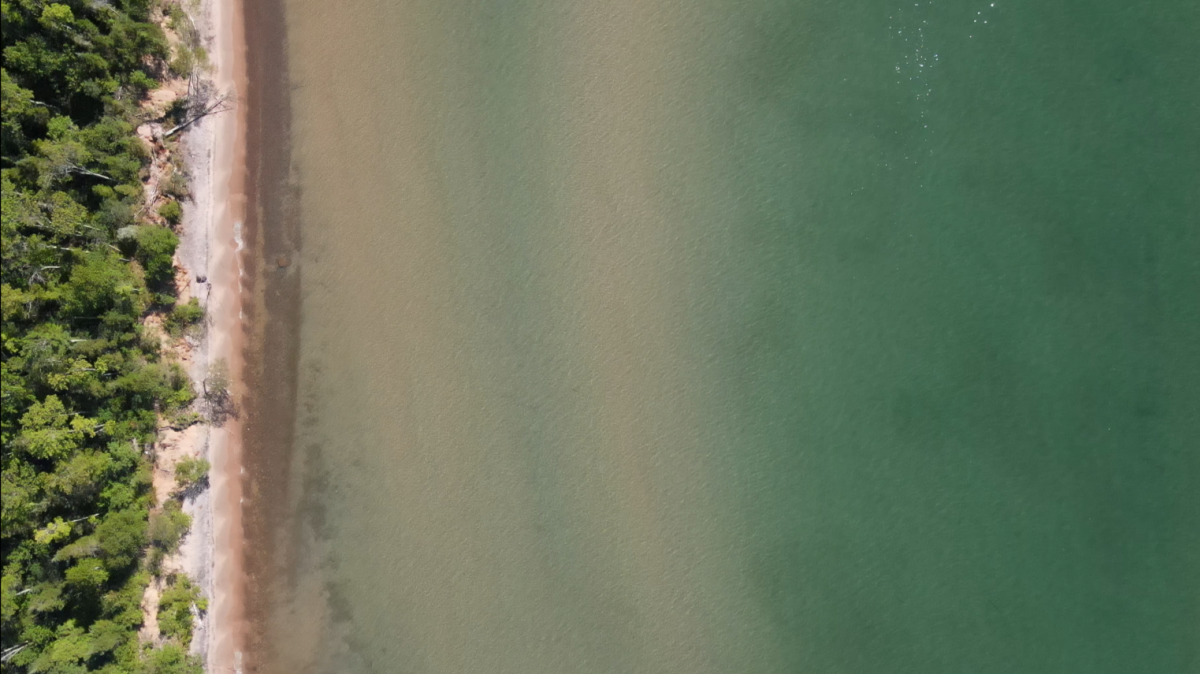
[246,0,1199,672]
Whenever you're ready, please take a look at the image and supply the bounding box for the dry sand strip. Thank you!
[169,0,250,670]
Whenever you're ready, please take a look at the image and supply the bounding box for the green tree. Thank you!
[2,0,206,667]
[64,560,108,595]
[93,509,148,572]
[17,395,95,461]
[134,226,179,287]
[1,68,48,156]
[60,251,146,321]
[28,619,91,674]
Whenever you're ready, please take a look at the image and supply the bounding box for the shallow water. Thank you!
[248,0,1199,671]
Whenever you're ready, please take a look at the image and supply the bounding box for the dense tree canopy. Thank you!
[3,2,203,672]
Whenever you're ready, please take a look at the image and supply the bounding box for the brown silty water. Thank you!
[238,0,304,670]
[240,0,781,672]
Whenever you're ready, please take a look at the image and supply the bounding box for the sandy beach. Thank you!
[169,0,249,670]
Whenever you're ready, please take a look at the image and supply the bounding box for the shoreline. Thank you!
[229,0,304,668]
[172,0,250,670]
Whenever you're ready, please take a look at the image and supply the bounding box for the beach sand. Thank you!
[169,0,249,669]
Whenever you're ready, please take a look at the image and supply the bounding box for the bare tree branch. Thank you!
[2,644,29,664]
[164,89,233,138]
[52,163,114,182]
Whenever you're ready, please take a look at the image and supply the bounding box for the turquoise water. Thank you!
[257,0,1199,671]
[704,2,1200,670]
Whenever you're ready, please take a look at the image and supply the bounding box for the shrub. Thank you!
[165,296,203,336]
[148,501,191,553]
[168,411,203,429]
[169,48,195,79]
[129,70,159,96]
[173,456,210,495]
[158,574,205,644]
[158,200,183,225]
[142,642,203,674]
[164,363,196,410]
[163,170,189,199]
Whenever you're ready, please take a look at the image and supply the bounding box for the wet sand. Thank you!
[236,0,304,671]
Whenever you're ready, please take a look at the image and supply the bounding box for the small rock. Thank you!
[196,274,207,283]
[276,255,290,268]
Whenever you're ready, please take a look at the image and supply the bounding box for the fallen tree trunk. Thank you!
[164,92,232,138]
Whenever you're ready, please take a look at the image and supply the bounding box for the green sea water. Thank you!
[255,0,1199,671]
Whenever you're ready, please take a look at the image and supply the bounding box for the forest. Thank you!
[3,1,208,672]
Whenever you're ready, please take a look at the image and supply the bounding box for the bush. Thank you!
[168,411,203,429]
[174,456,210,491]
[147,546,165,575]
[165,296,203,336]
[163,170,189,199]
[164,363,197,410]
[169,48,195,79]
[158,200,183,225]
[148,501,191,553]
[129,70,159,96]
[141,642,203,674]
[158,574,206,644]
